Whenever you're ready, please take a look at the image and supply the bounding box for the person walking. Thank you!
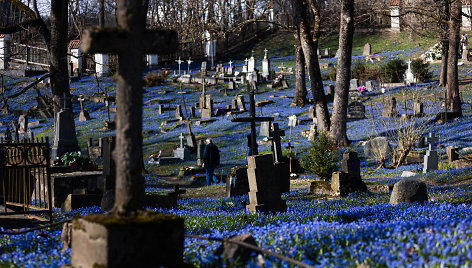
[202,138,220,185]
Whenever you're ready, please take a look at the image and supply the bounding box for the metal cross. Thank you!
[187,57,193,74]
[176,57,183,75]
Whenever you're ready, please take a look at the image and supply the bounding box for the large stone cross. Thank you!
[425,132,438,151]
[231,84,273,155]
[187,57,193,74]
[176,57,183,75]
[80,0,177,213]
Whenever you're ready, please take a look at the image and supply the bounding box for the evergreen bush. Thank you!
[411,59,432,82]
[384,59,407,83]
[301,131,339,179]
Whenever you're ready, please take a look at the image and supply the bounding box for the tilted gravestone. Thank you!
[363,137,392,161]
[389,177,428,205]
[331,152,367,197]
[226,166,249,197]
[246,154,289,213]
[382,96,397,117]
[362,43,372,56]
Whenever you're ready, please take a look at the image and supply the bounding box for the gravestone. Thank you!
[347,101,365,119]
[228,80,236,90]
[226,166,249,197]
[174,133,191,160]
[308,106,316,119]
[423,132,439,173]
[246,154,289,213]
[0,34,11,69]
[365,81,373,92]
[200,94,214,118]
[446,146,459,163]
[196,140,205,167]
[175,105,184,120]
[331,152,367,196]
[324,48,330,57]
[382,97,397,117]
[189,106,196,118]
[281,78,289,89]
[242,58,248,73]
[389,177,428,205]
[350,79,359,91]
[231,99,238,110]
[78,95,91,121]
[51,95,80,160]
[363,137,392,161]
[362,43,372,56]
[259,121,271,137]
[248,55,256,73]
[18,114,28,133]
[270,123,285,164]
[413,100,424,116]
[236,95,246,112]
[201,61,207,76]
[100,136,116,211]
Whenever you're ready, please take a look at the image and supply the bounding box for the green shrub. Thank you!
[411,59,432,82]
[384,59,407,83]
[351,59,367,79]
[301,131,339,179]
[143,71,165,87]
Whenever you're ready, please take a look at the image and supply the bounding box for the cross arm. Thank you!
[231,117,274,123]
[80,28,178,54]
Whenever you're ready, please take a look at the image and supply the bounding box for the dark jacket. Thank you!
[203,142,220,167]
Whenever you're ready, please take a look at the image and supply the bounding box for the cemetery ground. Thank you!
[2,31,472,267]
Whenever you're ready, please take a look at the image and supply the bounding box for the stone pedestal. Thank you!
[226,166,249,197]
[71,212,184,268]
[447,146,459,163]
[246,154,289,213]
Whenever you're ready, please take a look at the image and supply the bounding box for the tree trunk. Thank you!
[112,0,147,215]
[447,0,462,114]
[292,0,330,131]
[439,0,450,87]
[329,0,354,147]
[292,30,308,107]
[50,0,72,114]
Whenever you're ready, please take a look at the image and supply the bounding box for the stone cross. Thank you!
[425,132,438,151]
[231,84,274,155]
[187,57,193,74]
[176,57,183,75]
[229,60,233,68]
[80,1,177,213]
[264,48,268,59]
[78,95,86,111]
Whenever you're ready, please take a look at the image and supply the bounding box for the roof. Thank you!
[68,40,81,50]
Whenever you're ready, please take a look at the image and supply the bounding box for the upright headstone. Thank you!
[174,133,191,160]
[228,80,236,90]
[259,121,271,137]
[231,99,238,110]
[413,100,424,116]
[95,53,109,76]
[201,61,207,77]
[196,140,205,167]
[18,114,28,133]
[423,133,439,173]
[200,94,213,118]
[242,58,248,73]
[446,146,459,163]
[362,43,372,56]
[350,79,359,91]
[0,34,11,69]
[382,96,397,117]
[347,101,366,119]
[175,105,184,120]
[226,166,249,197]
[248,54,256,73]
[331,152,367,196]
[365,81,373,92]
[246,154,288,213]
[51,95,80,160]
[236,95,246,112]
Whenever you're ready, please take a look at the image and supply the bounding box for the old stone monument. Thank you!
[51,95,80,160]
[350,79,359,91]
[174,133,191,160]
[347,101,365,120]
[18,114,28,133]
[362,43,372,56]
[363,137,392,162]
[413,100,424,117]
[74,2,184,267]
[423,132,439,173]
[261,48,271,80]
[389,177,428,205]
[382,96,397,117]
[78,95,91,121]
[331,152,367,197]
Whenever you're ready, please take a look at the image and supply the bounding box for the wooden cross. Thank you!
[231,84,273,155]
[80,0,177,214]
[175,57,183,75]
